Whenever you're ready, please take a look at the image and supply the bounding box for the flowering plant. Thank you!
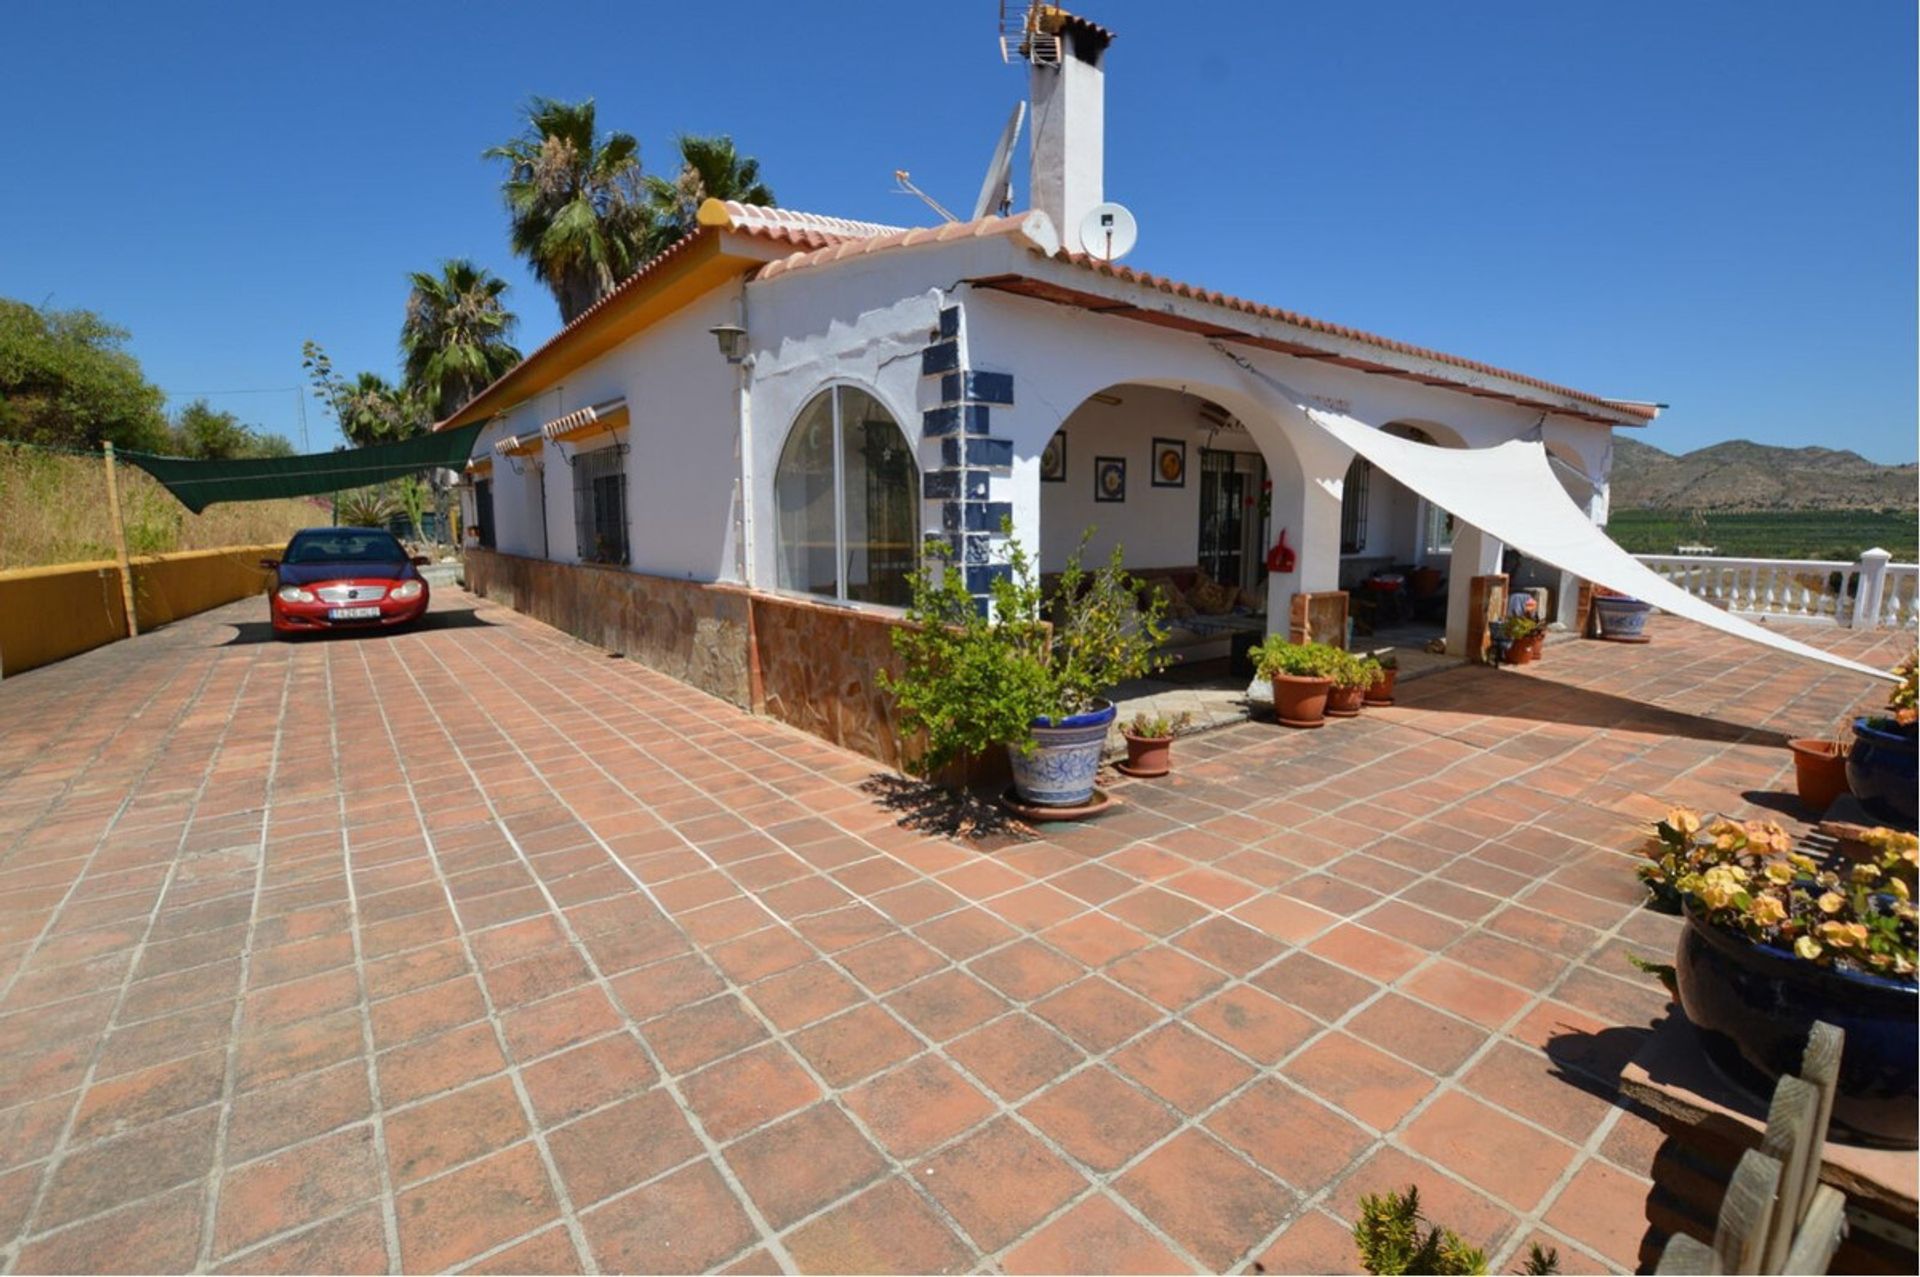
[1638,807,1917,978]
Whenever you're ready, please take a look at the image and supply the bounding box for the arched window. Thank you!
[774,385,919,607]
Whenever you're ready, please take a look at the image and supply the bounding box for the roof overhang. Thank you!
[967,261,1657,428]
[437,228,800,432]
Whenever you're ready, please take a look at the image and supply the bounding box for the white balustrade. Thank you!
[1633,550,1918,629]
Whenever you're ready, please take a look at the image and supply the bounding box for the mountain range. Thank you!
[1608,438,1917,511]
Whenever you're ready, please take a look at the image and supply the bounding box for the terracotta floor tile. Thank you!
[1019,1066,1180,1172]
[395,1142,562,1270]
[837,933,947,994]
[581,1159,758,1274]
[1541,1160,1650,1269]
[1115,1129,1293,1270]
[1459,1041,1617,1143]
[1305,924,1426,983]
[1002,1193,1194,1274]
[213,1124,381,1258]
[845,1056,997,1158]
[1041,912,1151,967]
[784,1176,973,1275]
[1033,977,1162,1052]
[1347,994,1487,1075]
[1330,1146,1517,1255]
[948,1014,1085,1101]
[882,969,1008,1042]
[462,1225,584,1275]
[548,1088,705,1207]
[15,1183,205,1274]
[1171,915,1286,975]
[968,939,1085,1002]
[39,1107,219,1230]
[1253,1208,1361,1276]
[383,1076,529,1186]
[1111,1023,1255,1114]
[915,1117,1087,1251]
[1186,986,1317,1063]
[1205,1076,1373,1191]
[680,1043,822,1142]
[790,1003,921,1087]
[521,1032,658,1125]
[643,994,769,1076]
[914,908,1019,960]
[723,1103,888,1228]
[1282,1033,1435,1130]
[1104,948,1226,1011]
[211,1203,391,1274]
[1401,1090,1577,1210]
[744,960,864,1031]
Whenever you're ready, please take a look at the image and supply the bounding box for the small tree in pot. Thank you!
[884,529,1166,807]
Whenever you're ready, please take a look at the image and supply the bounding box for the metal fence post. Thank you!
[1855,548,1891,631]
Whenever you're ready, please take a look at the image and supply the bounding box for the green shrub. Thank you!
[1249,637,1343,679]
[881,527,1166,775]
[1354,1186,1558,1276]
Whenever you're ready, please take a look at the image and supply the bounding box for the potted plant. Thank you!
[1592,587,1654,642]
[1119,709,1193,779]
[1847,648,1917,827]
[1637,808,1916,1146]
[1500,615,1544,665]
[1251,637,1342,728]
[1787,737,1851,815]
[1364,651,1399,706]
[883,528,1167,809]
[1326,652,1379,717]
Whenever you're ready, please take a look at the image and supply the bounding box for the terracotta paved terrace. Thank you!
[0,592,1904,1275]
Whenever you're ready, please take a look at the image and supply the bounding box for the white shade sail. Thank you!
[1303,408,1895,683]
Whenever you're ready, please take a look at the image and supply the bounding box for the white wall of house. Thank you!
[1038,386,1209,572]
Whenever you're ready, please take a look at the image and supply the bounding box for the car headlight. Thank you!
[389,580,424,601]
[277,585,315,603]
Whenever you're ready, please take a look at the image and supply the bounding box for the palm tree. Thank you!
[645,134,776,254]
[486,97,653,323]
[337,373,422,448]
[400,260,522,419]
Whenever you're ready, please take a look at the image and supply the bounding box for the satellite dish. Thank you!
[1079,202,1138,262]
[970,101,1027,220]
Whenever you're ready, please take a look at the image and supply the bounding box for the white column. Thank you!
[1855,547,1892,630]
[1445,522,1504,655]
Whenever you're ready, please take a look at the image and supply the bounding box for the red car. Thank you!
[264,527,431,638]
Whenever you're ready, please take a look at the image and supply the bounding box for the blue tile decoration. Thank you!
[966,437,1013,469]
[962,533,993,565]
[963,501,1013,533]
[921,341,960,375]
[939,370,1014,406]
[964,563,1012,594]
[963,472,990,500]
[922,470,961,500]
[922,406,960,438]
[938,306,961,340]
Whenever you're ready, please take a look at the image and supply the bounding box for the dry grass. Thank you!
[0,447,329,570]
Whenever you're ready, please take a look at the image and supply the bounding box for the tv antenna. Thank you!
[893,171,958,224]
[970,101,1026,220]
[1079,202,1138,262]
[999,0,1060,64]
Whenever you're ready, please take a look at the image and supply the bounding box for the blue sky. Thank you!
[5,1,1914,462]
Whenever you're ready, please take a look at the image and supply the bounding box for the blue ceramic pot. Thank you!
[1675,910,1916,1148]
[1847,717,1917,827]
[1007,700,1115,807]
[1593,594,1654,641]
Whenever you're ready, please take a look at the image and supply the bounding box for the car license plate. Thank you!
[328,606,381,620]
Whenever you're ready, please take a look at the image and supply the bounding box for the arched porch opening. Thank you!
[1341,420,1470,649]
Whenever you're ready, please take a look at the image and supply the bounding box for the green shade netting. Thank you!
[118,423,485,514]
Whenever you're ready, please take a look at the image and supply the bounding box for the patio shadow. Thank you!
[859,773,1032,846]
[218,606,497,647]
[1416,669,1794,749]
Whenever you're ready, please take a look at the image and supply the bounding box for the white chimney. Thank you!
[1027,10,1110,255]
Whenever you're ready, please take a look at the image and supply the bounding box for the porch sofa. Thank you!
[1045,566,1265,666]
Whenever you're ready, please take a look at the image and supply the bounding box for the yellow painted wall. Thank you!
[0,545,277,678]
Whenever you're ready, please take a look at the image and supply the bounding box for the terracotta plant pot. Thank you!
[1119,732,1173,778]
[1325,684,1366,717]
[1505,637,1535,666]
[1525,633,1545,663]
[1272,674,1332,728]
[1787,738,1850,815]
[1364,667,1398,706]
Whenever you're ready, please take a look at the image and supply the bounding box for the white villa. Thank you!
[446,7,1660,767]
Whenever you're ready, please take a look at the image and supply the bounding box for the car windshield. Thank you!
[284,531,407,565]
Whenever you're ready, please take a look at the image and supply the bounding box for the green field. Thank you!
[1608,509,1917,562]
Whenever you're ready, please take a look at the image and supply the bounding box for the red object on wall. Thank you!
[1266,529,1297,574]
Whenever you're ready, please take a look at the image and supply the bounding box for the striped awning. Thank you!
[541,398,630,444]
[492,434,544,458]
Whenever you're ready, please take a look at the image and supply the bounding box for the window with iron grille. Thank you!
[473,479,495,549]
[1339,456,1371,554]
[572,447,628,565]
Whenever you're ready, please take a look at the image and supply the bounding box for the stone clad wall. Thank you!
[464,549,754,710]
[750,594,917,771]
